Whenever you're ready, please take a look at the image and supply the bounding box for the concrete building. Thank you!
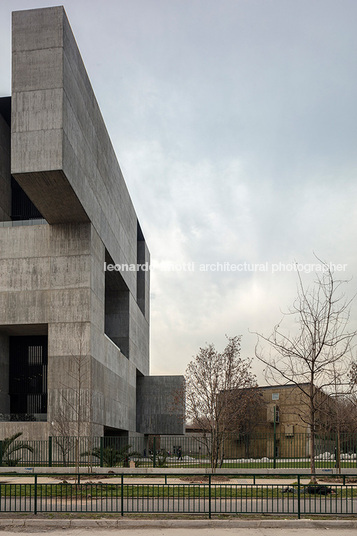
[0,6,184,440]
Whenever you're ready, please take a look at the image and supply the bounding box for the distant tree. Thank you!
[319,362,357,473]
[225,387,265,458]
[184,335,258,470]
[330,394,357,470]
[350,361,357,390]
[254,263,357,480]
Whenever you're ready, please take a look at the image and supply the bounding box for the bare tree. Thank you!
[50,327,92,474]
[254,264,357,479]
[225,387,265,458]
[50,404,76,466]
[321,362,357,473]
[184,336,258,470]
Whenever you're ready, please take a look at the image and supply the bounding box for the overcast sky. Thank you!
[1,0,357,383]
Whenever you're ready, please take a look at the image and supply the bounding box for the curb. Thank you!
[1,518,357,530]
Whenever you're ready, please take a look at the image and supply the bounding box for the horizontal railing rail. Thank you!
[0,472,356,518]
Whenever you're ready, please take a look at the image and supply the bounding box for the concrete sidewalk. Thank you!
[1,518,357,532]
[0,475,315,485]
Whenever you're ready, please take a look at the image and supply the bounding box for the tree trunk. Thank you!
[310,430,316,481]
[309,402,317,482]
[336,427,341,474]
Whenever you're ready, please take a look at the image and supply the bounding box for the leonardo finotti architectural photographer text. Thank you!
[104,262,348,274]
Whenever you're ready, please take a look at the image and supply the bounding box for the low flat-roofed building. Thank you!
[225,383,335,459]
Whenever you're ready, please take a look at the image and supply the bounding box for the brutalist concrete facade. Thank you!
[0,6,184,440]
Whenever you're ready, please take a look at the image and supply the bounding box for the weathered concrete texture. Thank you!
[0,422,49,440]
[91,339,137,432]
[1,519,357,533]
[12,170,89,223]
[0,221,147,435]
[0,111,11,222]
[11,6,140,296]
[136,376,185,435]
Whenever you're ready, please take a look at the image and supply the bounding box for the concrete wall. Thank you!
[11,5,150,378]
[0,422,49,441]
[11,7,145,296]
[136,376,185,435]
[0,222,143,435]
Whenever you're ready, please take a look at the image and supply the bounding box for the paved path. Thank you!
[1,522,357,535]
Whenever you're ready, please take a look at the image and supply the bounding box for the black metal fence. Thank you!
[0,473,356,517]
[1,433,357,469]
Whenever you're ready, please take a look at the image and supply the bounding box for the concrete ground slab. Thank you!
[1,518,357,534]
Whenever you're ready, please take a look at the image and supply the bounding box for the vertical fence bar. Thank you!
[153,437,156,468]
[273,407,277,469]
[100,437,104,468]
[297,474,300,519]
[208,473,212,519]
[121,474,124,516]
[0,440,2,466]
[48,436,52,468]
[34,474,38,515]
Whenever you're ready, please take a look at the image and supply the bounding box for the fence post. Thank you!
[153,437,156,468]
[34,474,38,515]
[121,474,124,516]
[48,436,52,468]
[208,473,212,519]
[0,440,2,466]
[273,406,277,469]
[297,474,300,519]
[100,437,104,468]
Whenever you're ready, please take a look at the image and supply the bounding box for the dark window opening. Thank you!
[11,177,43,221]
[137,222,146,316]
[9,336,48,415]
[0,96,11,127]
[104,251,130,359]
